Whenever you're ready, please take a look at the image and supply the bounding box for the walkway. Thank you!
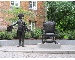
[0,45,75,58]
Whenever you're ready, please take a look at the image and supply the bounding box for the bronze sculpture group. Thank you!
[7,13,58,47]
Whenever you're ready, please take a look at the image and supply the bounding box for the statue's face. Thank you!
[19,17,22,19]
[18,14,24,17]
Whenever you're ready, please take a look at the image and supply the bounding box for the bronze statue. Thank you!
[42,21,58,44]
[7,14,29,47]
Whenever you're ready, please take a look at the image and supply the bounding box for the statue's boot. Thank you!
[22,42,24,47]
[17,43,21,47]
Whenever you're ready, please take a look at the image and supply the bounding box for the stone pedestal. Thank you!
[37,43,61,49]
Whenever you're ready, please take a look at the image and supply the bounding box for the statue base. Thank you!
[37,43,61,49]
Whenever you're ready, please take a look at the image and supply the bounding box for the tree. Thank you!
[46,1,75,31]
[3,7,34,23]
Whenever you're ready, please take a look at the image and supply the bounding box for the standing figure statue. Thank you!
[7,13,29,47]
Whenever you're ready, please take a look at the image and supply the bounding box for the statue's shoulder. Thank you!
[17,19,20,22]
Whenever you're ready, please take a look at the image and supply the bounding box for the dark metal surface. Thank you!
[6,14,30,47]
[42,21,58,44]
[7,25,13,32]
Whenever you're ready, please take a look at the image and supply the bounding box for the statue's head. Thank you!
[18,13,24,19]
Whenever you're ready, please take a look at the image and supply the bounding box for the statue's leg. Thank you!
[42,35,44,44]
[17,31,21,47]
[22,31,25,47]
[19,36,21,46]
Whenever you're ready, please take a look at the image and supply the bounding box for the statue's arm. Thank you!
[11,21,18,26]
[23,22,30,31]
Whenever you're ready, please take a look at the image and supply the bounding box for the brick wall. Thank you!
[36,1,45,28]
[0,1,10,26]
[0,1,46,28]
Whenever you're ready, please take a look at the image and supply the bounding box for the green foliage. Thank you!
[57,30,75,40]
[46,1,75,31]
[1,28,75,40]
[0,28,42,40]
[46,1,75,40]
[5,7,34,23]
[12,30,17,39]
[0,31,13,40]
[5,32,13,40]
[0,31,6,40]
[31,28,42,39]
[67,30,75,40]
[25,31,31,39]
[0,30,17,40]
[31,31,34,38]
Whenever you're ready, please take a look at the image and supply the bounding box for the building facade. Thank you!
[0,1,46,30]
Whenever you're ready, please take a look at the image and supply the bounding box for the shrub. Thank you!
[0,31,6,40]
[31,31,34,38]
[57,30,75,40]
[57,32,65,39]
[32,28,42,39]
[5,32,14,40]
[12,30,17,39]
[67,30,75,40]
[0,30,17,40]
[25,31,31,39]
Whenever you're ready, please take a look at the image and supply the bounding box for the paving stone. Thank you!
[0,45,75,58]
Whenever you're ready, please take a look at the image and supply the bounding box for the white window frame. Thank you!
[29,21,35,31]
[29,1,37,10]
[10,1,20,8]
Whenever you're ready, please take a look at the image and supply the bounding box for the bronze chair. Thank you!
[42,21,58,44]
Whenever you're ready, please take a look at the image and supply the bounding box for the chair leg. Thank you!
[53,37,58,44]
[42,35,44,44]
[53,37,54,40]
[53,37,55,40]
[55,37,56,40]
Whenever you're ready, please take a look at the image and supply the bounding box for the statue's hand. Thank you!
[6,25,13,32]
[28,28,31,32]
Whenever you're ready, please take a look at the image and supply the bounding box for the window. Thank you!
[29,1,32,8]
[11,1,14,5]
[29,1,37,10]
[10,1,20,8]
[29,20,36,30]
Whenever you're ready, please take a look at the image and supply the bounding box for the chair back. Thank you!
[43,21,56,33]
